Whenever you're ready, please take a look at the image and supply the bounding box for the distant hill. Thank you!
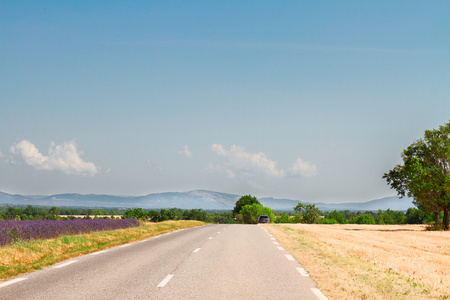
[0,190,414,211]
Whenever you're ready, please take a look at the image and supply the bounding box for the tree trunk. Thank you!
[434,211,440,225]
[443,208,449,230]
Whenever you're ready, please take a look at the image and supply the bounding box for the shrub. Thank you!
[353,214,376,224]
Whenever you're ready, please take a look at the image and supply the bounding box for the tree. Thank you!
[240,203,274,224]
[383,121,450,229]
[325,210,347,224]
[233,195,261,216]
[240,203,262,224]
[293,203,320,224]
[24,205,38,217]
[123,208,147,220]
[49,206,60,217]
[405,207,427,224]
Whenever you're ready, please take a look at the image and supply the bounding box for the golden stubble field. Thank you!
[265,224,449,300]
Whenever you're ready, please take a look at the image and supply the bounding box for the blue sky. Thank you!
[1,1,449,203]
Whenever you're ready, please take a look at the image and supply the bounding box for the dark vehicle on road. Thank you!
[257,215,270,223]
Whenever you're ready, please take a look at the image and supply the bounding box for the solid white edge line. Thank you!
[119,244,131,248]
[53,260,78,269]
[296,267,310,277]
[90,249,109,255]
[157,274,174,287]
[0,278,27,289]
[311,287,328,300]
[193,248,201,253]
[285,254,295,261]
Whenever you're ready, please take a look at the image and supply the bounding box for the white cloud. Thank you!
[289,158,318,177]
[178,145,193,158]
[210,144,285,177]
[10,140,98,176]
[209,144,318,181]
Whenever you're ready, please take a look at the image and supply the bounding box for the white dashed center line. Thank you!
[273,241,279,245]
[208,237,213,240]
[53,260,78,269]
[193,248,201,253]
[157,275,174,287]
[277,246,285,251]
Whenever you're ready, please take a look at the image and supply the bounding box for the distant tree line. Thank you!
[1,198,440,227]
[0,205,236,224]
[0,205,124,221]
[122,207,236,223]
[273,205,440,225]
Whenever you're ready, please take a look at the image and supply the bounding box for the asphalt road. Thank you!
[0,224,327,299]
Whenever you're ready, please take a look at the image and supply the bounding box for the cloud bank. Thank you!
[10,140,98,176]
[210,144,317,179]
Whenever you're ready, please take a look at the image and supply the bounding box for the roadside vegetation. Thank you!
[0,220,204,281]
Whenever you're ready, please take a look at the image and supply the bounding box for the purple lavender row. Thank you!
[0,218,139,246]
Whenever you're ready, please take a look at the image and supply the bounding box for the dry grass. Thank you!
[0,220,205,281]
[264,224,450,300]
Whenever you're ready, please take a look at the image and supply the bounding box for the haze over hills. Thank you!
[0,190,415,212]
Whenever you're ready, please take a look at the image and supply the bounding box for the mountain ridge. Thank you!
[0,190,414,211]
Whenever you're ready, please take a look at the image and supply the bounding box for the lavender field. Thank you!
[0,218,140,246]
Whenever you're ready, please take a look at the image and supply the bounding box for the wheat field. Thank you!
[265,224,450,300]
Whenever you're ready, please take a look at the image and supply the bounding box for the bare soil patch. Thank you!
[265,224,449,300]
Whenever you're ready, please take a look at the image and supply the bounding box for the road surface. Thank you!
[0,224,327,299]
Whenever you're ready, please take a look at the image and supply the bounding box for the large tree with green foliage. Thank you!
[233,194,261,216]
[240,203,274,224]
[383,121,450,229]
